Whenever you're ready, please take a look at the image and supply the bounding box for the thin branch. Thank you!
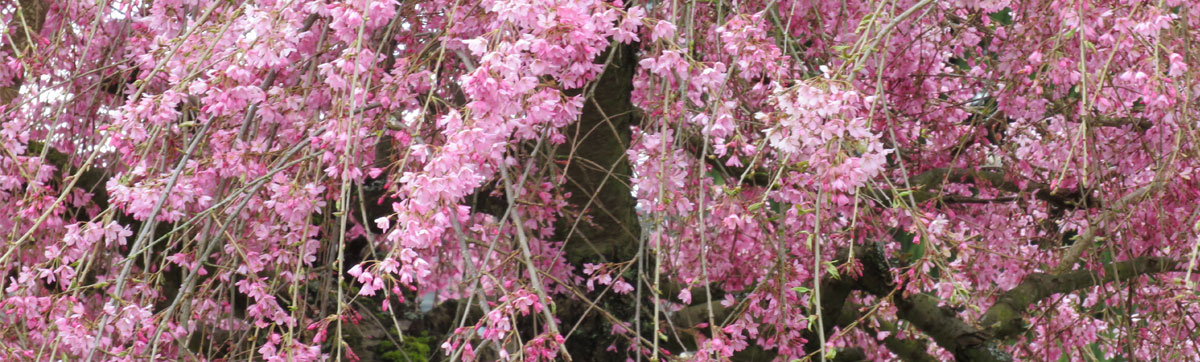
[498,163,572,361]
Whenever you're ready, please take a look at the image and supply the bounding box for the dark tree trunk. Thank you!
[552,40,645,361]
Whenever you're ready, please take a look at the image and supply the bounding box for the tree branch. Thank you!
[906,168,1100,210]
[863,313,938,362]
[1086,116,1153,132]
[979,256,1181,340]
[830,245,1012,361]
[803,243,1181,361]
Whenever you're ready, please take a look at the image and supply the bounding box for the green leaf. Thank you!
[791,160,810,172]
[891,228,925,265]
[987,8,1014,26]
[824,261,840,279]
[768,200,784,214]
[707,169,726,186]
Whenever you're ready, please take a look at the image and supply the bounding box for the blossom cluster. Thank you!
[1,0,1199,361]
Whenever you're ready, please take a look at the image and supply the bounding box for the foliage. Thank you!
[379,333,434,362]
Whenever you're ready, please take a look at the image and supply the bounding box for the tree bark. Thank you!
[550,40,645,360]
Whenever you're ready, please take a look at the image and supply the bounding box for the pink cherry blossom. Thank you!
[2,0,1199,361]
